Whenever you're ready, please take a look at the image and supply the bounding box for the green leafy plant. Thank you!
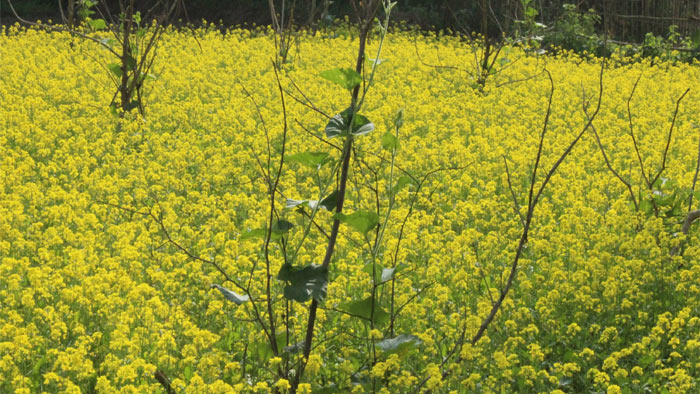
[542,3,601,54]
[101,2,610,392]
[512,0,546,51]
[637,25,700,63]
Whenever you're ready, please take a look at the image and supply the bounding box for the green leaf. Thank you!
[285,190,340,211]
[183,365,193,381]
[381,131,398,151]
[31,355,47,377]
[660,177,676,191]
[253,333,287,362]
[669,202,683,217]
[325,110,349,139]
[325,107,353,138]
[320,68,362,90]
[126,55,137,71]
[287,151,330,168]
[350,114,375,136]
[392,176,413,195]
[319,190,340,211]
[88,18,106,30]
[211,284,249,305]
[278,264,328,302]
[364,265,397,284]
[362,263,381,281]
[334,210,379,234]
[99,37,117,48]
[525,6,538,18]
[285,199,309,209]
[652,177,667,190]
[240,221,291,241]
[272,219,294,234]
[325,107,375,138]
[376,334,422,354]
[338,296,389,325]
[240,228,271,241]
[137,72,157,84]
[107,63,122,78]
[640,199,653,215]
[350,373,371,390]
[654,192,675,207]
[124,100,139,112]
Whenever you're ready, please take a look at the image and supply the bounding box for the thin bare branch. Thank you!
[413,57,605,394]
[153,370,175,394]
[627,73,651,188]
[583,96,639,210]
[294,119,342,151]
[503,156,526,227]
[649,88,690,188]
[98,200,245,291]
[240,82,273,177]
[527,69,554,211]
[259,63,291,358]
[689,126,700,211]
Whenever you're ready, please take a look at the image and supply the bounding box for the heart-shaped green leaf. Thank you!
[325,108,375,138]
[381,131,398,151]
[287,151,331,168]
[320,68,362,90]
[391,176,413,196]
[107,63,122,78]
[338,296,389,325]
[278,264,328,302]
[350,114,375,136]
[376,334,422,354]
[334,210,379,234]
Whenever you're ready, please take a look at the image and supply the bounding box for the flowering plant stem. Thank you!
[291,5,377,390]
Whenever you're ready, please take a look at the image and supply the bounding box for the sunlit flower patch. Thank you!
[1,23,699,392]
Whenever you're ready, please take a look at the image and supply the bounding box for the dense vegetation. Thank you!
[2,1,700,393]
[3,0,700,42]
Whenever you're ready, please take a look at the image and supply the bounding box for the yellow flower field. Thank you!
[1,23,700,393]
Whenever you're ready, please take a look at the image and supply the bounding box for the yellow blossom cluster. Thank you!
[1,23,699,392]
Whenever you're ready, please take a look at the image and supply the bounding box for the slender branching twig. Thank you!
[583,96,639,210]
[412,59,605,392]
[689,126,700,211]
[648,88,690,188]
[503,156,526,227]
